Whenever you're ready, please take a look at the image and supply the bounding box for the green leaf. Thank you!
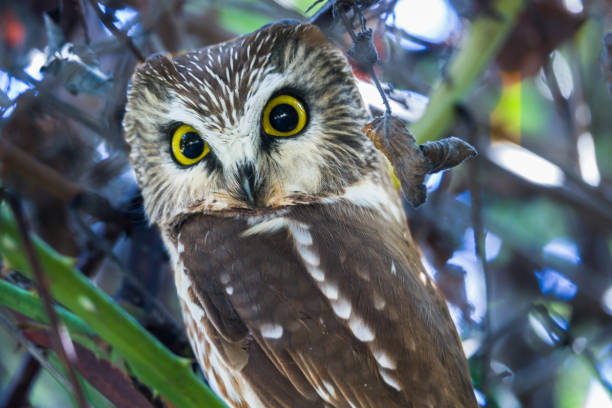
[0,205,227,408]
[411,0,528,143]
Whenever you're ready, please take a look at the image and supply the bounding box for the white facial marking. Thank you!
[177,240,185,254]
[348,314,375,342]
[373,349,397,370]
[260,323,283,339]
[331,296,352,319]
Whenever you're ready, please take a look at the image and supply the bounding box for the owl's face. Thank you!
[124,23,376,226]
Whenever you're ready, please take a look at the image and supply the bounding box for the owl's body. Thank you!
[124,22,476,408]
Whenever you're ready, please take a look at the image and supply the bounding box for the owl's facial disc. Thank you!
[124,22,375,224]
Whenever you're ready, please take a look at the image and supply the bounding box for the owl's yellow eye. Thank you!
[262,94,307,137]
[171,124,210,166]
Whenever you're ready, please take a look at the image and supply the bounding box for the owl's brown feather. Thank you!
[175,200,476,407]
[123,20,476,408]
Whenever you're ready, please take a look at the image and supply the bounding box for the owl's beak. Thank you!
[237,163,257,207]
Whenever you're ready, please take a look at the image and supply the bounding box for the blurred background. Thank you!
[0,0,611,407]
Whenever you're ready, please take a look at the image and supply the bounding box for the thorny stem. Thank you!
[0,191,88,408]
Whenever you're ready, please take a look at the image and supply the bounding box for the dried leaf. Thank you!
[24,330,155,408]
[362,116,477,206]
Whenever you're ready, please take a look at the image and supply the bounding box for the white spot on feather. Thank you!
[225,286,234,295]
[419,272,428,284]
[379,368,402,391]
[373,349,397,370]
[323,381,337,399]
[315,386,331,402]
[321,281,339,300]
[295,243,320,267]
[331,296,352,319]
[306,264,325,282]
[177,240,185,254]
[290,222,313,245]
[241,217,288,236]
[348,314,375,342]
[373,291,386,310]
[260,323,283,339]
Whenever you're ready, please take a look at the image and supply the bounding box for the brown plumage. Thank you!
[123,21,477,408]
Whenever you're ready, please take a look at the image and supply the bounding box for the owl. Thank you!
[123,22,477,408]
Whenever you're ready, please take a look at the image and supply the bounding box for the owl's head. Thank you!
[123,22,377,226]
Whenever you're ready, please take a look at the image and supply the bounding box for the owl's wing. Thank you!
[177,203,477,408]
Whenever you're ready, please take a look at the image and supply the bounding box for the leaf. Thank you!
[43,12,65,55]
[24,330,156,408]
[42,43,112,96]
[0,89,11,108]
[0,205,227,408]
[362,116,477,206]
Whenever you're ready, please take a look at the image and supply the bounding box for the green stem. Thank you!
[0,205,227,408]
[410,0,527,143]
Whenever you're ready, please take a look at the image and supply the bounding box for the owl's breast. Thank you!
[167,200,476,408]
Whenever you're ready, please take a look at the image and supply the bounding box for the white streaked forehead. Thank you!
[167,71,290,171]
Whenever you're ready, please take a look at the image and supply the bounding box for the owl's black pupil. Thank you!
[270,104,299,133]
[180,132,204,159]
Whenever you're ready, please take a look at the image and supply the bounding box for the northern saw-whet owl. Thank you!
[123,22,477,408]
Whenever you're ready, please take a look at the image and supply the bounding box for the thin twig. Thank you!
[76,0,90,44]
[87,0,145,62]
[456,104,491,394]
[0,140,129,226]
[0,190,88,408]
[336,2,393,138]
[0,312,74,394]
